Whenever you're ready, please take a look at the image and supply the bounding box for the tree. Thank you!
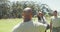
[41,4,53,16]
[0,1,53,19]
[0,1,11,19]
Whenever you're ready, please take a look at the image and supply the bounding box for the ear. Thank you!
[22,12,24,17]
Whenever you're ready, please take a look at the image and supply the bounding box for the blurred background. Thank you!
[0,0,60,32]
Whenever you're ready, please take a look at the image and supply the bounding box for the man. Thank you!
[50,10,60,32]
[37,12,50,32]
[37,12,48,24]
[12,7,47,32]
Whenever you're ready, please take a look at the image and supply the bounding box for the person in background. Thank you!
[37,12,47,24]
[50,10,60,32]
[12,7,47,32]
[37,11,50,32]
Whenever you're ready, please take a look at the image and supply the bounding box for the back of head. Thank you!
[22,7,32,22]
[23,7,32,12]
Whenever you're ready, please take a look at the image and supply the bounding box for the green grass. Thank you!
[0,18,50,32]
[0,18,23,32]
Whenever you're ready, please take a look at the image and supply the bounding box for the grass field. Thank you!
[0,17,50,32]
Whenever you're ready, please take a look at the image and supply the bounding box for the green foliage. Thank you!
[0,18,50,32]
[0,1,53,19]
[41,4,53,15]
[0,1,41,19]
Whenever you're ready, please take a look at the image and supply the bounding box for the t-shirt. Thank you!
[12,21,47,32]
[51,16,60,27]
[38,16,48,24]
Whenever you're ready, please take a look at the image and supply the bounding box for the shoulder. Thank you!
[51,16,54,19]
[43,16,46,19]
[51,16,55,20]
[34,22,47,28]
[58,16,60,18]
[12,22,23,31]
[34,22,47,30]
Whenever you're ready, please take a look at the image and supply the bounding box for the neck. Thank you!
[24,18,31,22]
[54,15,57,18]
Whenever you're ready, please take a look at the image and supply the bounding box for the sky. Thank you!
[9,0,60,12]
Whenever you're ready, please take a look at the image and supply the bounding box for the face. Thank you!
[38,13,43,17]
[53,11,57,16]
[22,11,32,20]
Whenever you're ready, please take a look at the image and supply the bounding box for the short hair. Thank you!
[37,11,43,16]
[54,10,57,13]
[23,7,32,12]
[38,12,42,14]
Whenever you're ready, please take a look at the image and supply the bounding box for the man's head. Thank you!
[22,7,32,22]
[53,10,57,16]
[37,11,43,20]
[38,11,43,17]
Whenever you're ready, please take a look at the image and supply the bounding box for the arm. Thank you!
[37,22,47,32]
[39,24,47,32]
[43,16,48,24]
[50,21,52,32]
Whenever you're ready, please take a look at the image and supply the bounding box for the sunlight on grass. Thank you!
[0,18,50,32]
[0,18,23,32]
